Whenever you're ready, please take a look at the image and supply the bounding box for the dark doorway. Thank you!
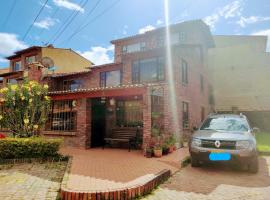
[91,98,106,147]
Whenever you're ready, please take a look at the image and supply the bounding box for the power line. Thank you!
[62,0,121,44]
[39,6,60,41]
[22,0,49,41]
[63,0,102,41]
[2,0,17,30]
[51,0,89,44]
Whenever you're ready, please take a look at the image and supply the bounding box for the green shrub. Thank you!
[0,137,63,159]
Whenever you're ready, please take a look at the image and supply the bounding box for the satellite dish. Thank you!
[41,57,54,68]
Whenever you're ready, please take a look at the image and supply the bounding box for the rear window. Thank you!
[200,117,250,132]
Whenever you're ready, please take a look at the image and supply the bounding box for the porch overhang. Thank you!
[49,84,150,100]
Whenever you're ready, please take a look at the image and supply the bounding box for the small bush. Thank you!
[0,137,63,159]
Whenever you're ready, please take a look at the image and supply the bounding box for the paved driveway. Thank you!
[144,156,270,200]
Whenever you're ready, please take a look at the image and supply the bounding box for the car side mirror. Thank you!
[252,127,260,134]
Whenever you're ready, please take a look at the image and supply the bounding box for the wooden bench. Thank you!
[103,128,141,151]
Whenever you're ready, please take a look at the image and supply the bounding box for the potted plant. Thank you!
[153,144,162,157]
[168,135,176,152]
[145,147,153,158]
[162,143,169,155]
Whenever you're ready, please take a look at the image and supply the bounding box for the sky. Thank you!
[0,0,270,67]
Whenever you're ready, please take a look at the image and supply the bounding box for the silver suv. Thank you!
[189,114,258,173]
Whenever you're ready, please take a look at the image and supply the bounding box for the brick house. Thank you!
[1,20,214,149]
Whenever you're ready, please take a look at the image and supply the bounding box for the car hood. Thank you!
[193,130,252,141]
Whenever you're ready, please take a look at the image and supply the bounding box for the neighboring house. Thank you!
[43,20,213,148]
[0,45,93,87]
[208,35,270,131]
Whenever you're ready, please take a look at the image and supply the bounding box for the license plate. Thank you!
[209,152,231,161]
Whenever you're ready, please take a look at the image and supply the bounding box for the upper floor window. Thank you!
[7,79,17,84]
[13,61,21,71]
[132,57,164,84]
[181,59,188,85]
[157,35,165,47]
[63,80,83,91]
[179,31,187,42]
[200,74,204,92]
[122,42,146,54]
[100,70,121,87]
[25,55,36,65]
[182,101,189,129]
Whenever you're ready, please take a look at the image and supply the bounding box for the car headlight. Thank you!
[191,138,202,147]
[236,140,250,149]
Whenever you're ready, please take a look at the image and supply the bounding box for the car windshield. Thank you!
[200,117,249,132]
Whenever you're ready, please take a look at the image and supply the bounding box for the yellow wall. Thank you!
[208,35,270,112]
[41,47,92,73]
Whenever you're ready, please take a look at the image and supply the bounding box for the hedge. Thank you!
[0,137,63,159]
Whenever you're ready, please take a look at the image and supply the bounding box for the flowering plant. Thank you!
[0,80,50,137]
[0,133,5,139]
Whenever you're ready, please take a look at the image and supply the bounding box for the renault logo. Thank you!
[215,140,221,148]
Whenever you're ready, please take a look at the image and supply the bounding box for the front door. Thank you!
[91,98,106,147]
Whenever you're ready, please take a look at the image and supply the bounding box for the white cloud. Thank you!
[0,57,8,63]
[34,17,58,29]
[203,14,219,29]
[0,33,28,56]
[78,45,114,65]
[252,29,270,52]
[53,0,84,13]
[203,1,243,30]
[156,19,163,25]
[138,25,155,34]
[39,1,52,9]
[237,16,270,27]
[122,25,128,35]
[219,1,242,19]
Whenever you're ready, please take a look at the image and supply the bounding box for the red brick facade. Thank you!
[1,20,214,149]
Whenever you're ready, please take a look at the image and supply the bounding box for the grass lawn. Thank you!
[256,132,270,153]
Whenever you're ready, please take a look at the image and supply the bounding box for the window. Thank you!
[201,107,205,122]
[46,100,77,131]
[200,74,204,92]
[179,31,187,42]
[151,88,164,135]
[100,70,121,87]
[25,55,36,64]
[157,35,164,47]
[182,102,189,129]
[116,100,143,127]
[122,42,146,54]
[13,61,21,71]
[181,59,188,84]
[63,80,83,91]
[132,57,164,83]
[7,79,17,84]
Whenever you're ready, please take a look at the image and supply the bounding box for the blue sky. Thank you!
[0,0,269,67]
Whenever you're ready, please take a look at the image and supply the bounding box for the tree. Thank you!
[0,80,50,137]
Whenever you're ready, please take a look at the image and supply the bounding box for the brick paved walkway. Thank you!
[143,156,270,200]
[0,162,67,200]
[60,148,189,192]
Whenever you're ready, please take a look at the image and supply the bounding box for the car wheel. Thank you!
[191,157,200,167]
[248,156,259,173]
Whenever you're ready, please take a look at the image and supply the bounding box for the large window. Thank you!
[7,79,18,84]
[46,100,77,131]
[182,102,189,129]
[25,55,36,65]
[100,70,121,87]
[63,80,83,91]
[181,59,188,85]
[13,61,21,71]
[132,57,164,83]
[122,42,146,54]
[116,100,143,127]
